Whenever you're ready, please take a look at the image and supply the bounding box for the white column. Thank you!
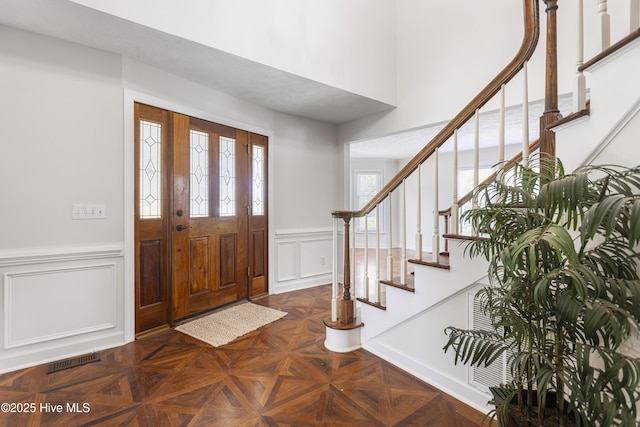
[332,218,338,322]
[416,164,423,261]
[574,0,587,112]
[522,62,530,167]
[386,193,393,281]
[432,149,440,263]
[451,130,459,235]
[598,0,611,50]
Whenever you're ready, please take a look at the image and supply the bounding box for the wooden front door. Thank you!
[134,103,172,335]
[134,103,269,334]
[171,114,249,319]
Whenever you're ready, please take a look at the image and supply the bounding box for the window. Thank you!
[458,166,493,234]
[354,170,383,232]
[139,120,162,219]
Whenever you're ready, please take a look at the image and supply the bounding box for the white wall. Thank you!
[69,0,397,106]
[0,26,123,250]
[338,0,527,144]
[0,25,126,372]
[0,25,343,372]
[337,0,635,145]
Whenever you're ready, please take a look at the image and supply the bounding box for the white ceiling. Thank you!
[349,94,575,159]
[0,0,395,125]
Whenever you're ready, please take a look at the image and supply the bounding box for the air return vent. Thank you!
[46,352,101,374]
[468,293,510,391]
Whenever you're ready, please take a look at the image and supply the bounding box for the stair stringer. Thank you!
[359,237,489,343]
[556,38,640,172]
[361,274,493,414]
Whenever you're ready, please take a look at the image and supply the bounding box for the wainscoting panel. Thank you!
[0,244,125,374]
[4,264,117,349]
[276,240,298,282]
[300,238,332,278]
[274,229,332,294]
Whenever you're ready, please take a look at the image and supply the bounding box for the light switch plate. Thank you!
[72,204,106,220]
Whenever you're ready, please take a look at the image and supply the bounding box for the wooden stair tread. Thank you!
[408,258,450,269]
[380,279,415,293]
[357,297,386,310]
[443,233,489,242]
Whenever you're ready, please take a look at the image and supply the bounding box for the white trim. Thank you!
[584,37,640,73]
[274,228,333,238]
[274,275,332,294]
[123,89,276,342]
[0,243,123,267]
[579,96,640,167]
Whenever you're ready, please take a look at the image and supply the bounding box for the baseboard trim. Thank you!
[362,339,492,415]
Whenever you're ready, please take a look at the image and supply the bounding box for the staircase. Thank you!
[325,0,640,413]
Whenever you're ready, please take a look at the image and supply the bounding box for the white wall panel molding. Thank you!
[0,243,125,373]
[299,237,332,279]
[276,240,298,282]
[3,264,118,349]
[274,228,333,238]
[0,243,124,267]
[274,228,333,294]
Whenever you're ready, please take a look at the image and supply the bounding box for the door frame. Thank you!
[124,89,274,342]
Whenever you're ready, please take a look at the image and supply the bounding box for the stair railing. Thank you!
[327,0,541,326]
[328,0,640,327]
[574,0,640,111]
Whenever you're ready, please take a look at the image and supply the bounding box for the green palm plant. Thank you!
[443,158,640,426]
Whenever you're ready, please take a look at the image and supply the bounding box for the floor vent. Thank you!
[46,352,101,374]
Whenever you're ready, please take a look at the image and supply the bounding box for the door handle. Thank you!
[176,224,190,231]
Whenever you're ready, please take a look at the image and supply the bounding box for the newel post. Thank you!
[340,216,355,324]
[540,0,562,176]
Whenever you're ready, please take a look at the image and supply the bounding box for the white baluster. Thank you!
[400,180,408,285]
[451,130,459,235]
[498,84,506,166]
[375,205,381,304]
[432,149,440,263]
[349,216,355,309]
[574,0,587,112]
[416,164,423,261]
[631,0,640,31]
[598,0,611,50]
[473,109,480,199]
[386,194,393,281]
[522,62,530,167]
[332,218,338,322]
[364,214,369,301]
[473,109,480,236]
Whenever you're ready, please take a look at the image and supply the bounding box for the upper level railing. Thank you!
[327,0,640,326]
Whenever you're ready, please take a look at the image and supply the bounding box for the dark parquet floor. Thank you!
[0,285,486,426]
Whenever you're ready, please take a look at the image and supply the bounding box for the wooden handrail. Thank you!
[332,0,540,220]
[439,139,541,216]
[578,28,640,72]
